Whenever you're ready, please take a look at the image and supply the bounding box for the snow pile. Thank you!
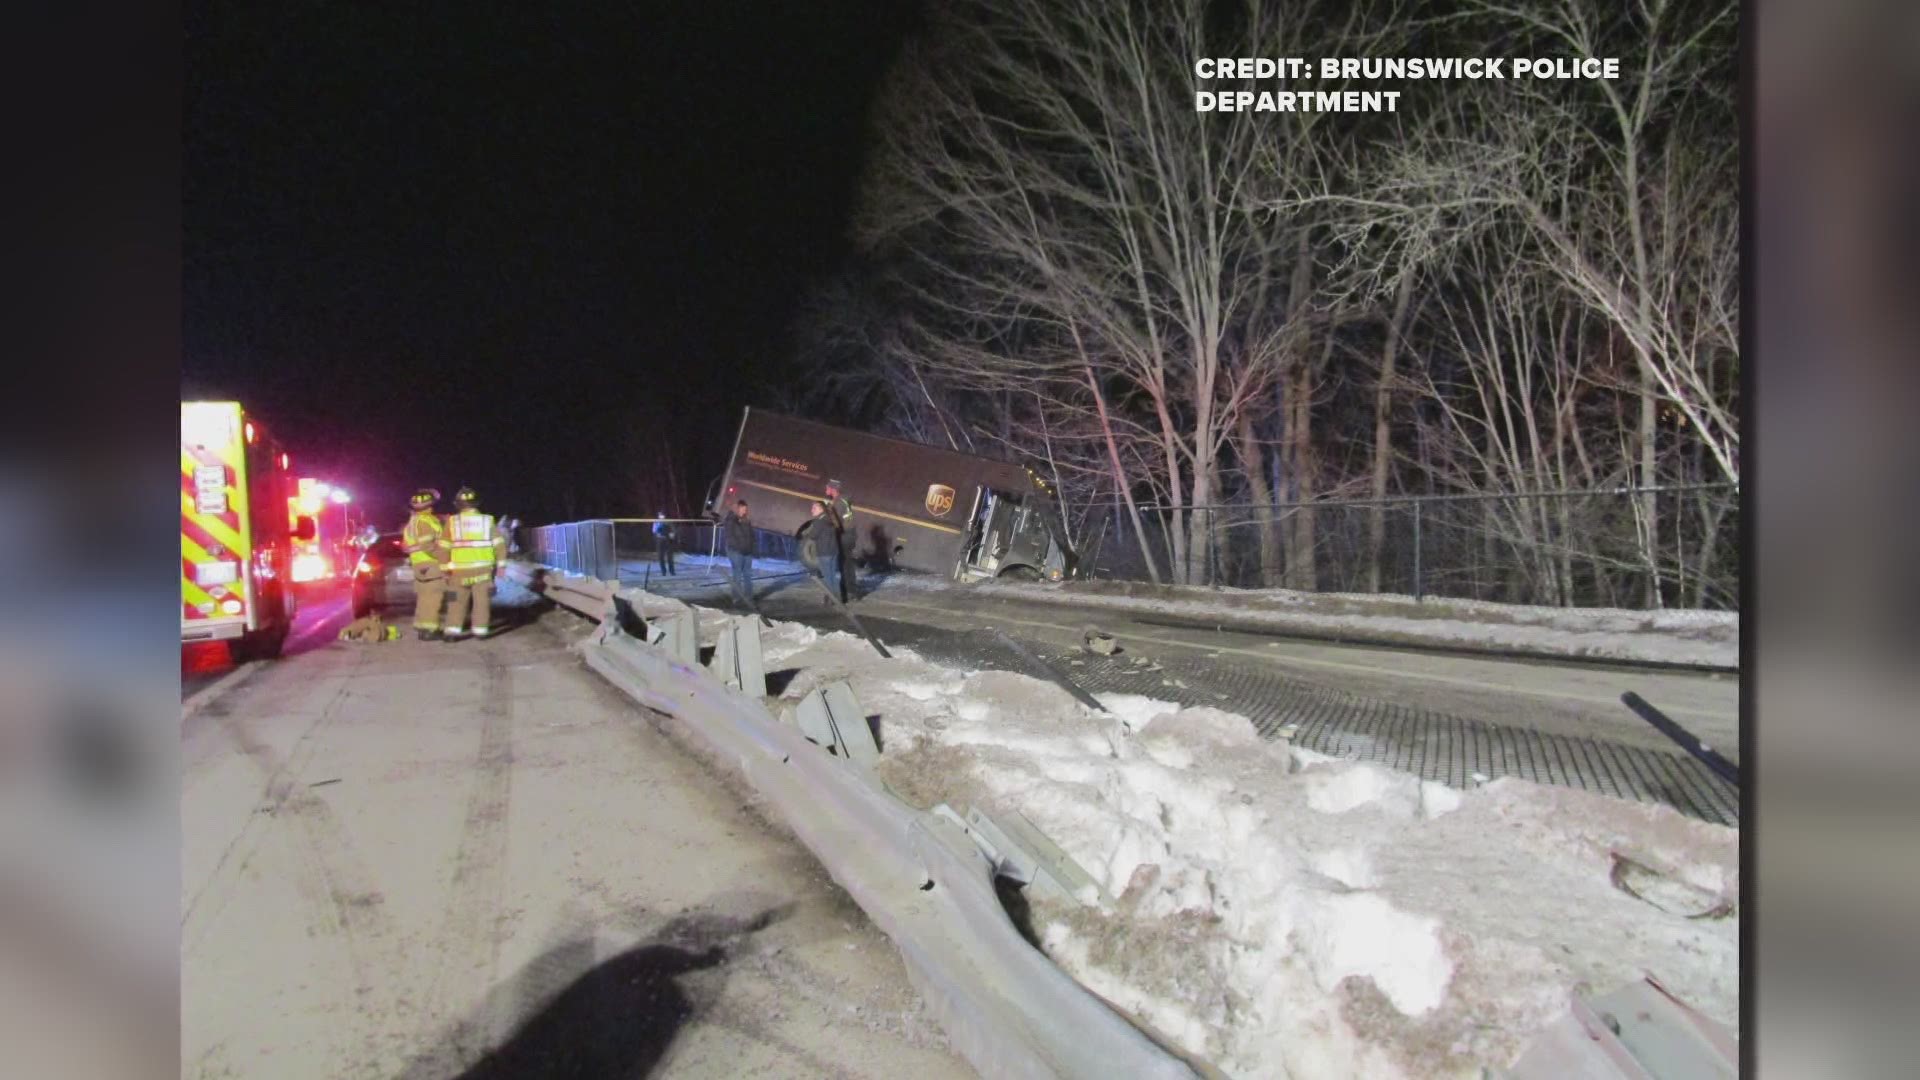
[757,620,822,665]
[753,621,1740,1077]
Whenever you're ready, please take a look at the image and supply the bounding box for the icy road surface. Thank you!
[180,586,972,1079]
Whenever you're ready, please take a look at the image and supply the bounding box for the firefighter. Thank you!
[442,485,509,641]
[402,488,450,641]
[824,478,857,602]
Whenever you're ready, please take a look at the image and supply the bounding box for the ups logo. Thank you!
[925,483,956,517]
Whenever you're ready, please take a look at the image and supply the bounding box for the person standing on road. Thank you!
[815,496,841,603]
[798,501,827,580]
[722,500,758,611]
[824,479,856,602]
[443,486,509,641]
[401,488,449,641]
[652,512,678,576]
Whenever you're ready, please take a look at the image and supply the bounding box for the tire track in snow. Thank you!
[182,648,404,1071]
[416,650,517,1070]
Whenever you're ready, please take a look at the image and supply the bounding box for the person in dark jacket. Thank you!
[824,479,856,602]
[796,501,826,575]
[722,500,757,611]
[652,512,677,576]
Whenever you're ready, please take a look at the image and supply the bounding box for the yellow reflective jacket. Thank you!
[402,511,448,568]
[447,510,507,581]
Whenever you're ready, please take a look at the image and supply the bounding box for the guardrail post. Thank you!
[793,681,879,765]
[646,610,699,666]
[711,615,766,696]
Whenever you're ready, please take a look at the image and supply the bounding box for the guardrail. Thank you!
[505,561,615,619]
[502,559,1198,1079]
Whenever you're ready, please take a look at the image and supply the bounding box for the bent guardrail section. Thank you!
[504,560,1195,1079]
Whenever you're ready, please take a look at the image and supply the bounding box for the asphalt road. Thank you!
[640,562,1739,759]
[181,584,356,701]
[180,585,973,1079]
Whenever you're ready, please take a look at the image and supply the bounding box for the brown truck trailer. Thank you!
[710,408,1075,583]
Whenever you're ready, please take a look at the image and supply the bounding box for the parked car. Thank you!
[349,532,427,618]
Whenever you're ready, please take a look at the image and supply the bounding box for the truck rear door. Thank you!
[181,402,256,642]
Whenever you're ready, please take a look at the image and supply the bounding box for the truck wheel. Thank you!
[227,627,286,663]
[998,565,1042,583]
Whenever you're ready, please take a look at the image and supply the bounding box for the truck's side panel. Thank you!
[717,409,1044,576]
[245,430,293,620]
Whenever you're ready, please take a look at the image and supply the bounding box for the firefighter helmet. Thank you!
[455,485,479,507]
[409,488,439,511]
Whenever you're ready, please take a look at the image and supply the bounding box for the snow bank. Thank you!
[758,617,1740,1077]
[757,619,822,665]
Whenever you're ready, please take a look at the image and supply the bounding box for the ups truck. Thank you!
[712,409,1075,583]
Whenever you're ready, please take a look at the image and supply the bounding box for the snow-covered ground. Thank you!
[735,613,1740,1078]
[619,552,811,587]
[886,576,1740,669]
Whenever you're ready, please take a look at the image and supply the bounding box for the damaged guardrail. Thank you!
[505,561,615,617]
[503,559,1196,1079]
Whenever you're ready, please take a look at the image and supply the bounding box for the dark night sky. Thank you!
[184,3,918,527]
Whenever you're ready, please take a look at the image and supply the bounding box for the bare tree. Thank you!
[1287,0,1736,604]
[1366,269,1419,592]
[1409,240,1601,603]
[855,0,1355,584]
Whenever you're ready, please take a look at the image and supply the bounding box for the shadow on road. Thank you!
[406,905,792,1080]
[468,596,553,640]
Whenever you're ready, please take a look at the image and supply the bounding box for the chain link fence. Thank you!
[520,518,802,582]
[1076,484,1739,610]
[521,520,619,579]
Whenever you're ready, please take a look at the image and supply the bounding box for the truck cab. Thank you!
[956,484,1072,582]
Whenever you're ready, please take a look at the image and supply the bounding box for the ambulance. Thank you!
[181,401,314,659]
